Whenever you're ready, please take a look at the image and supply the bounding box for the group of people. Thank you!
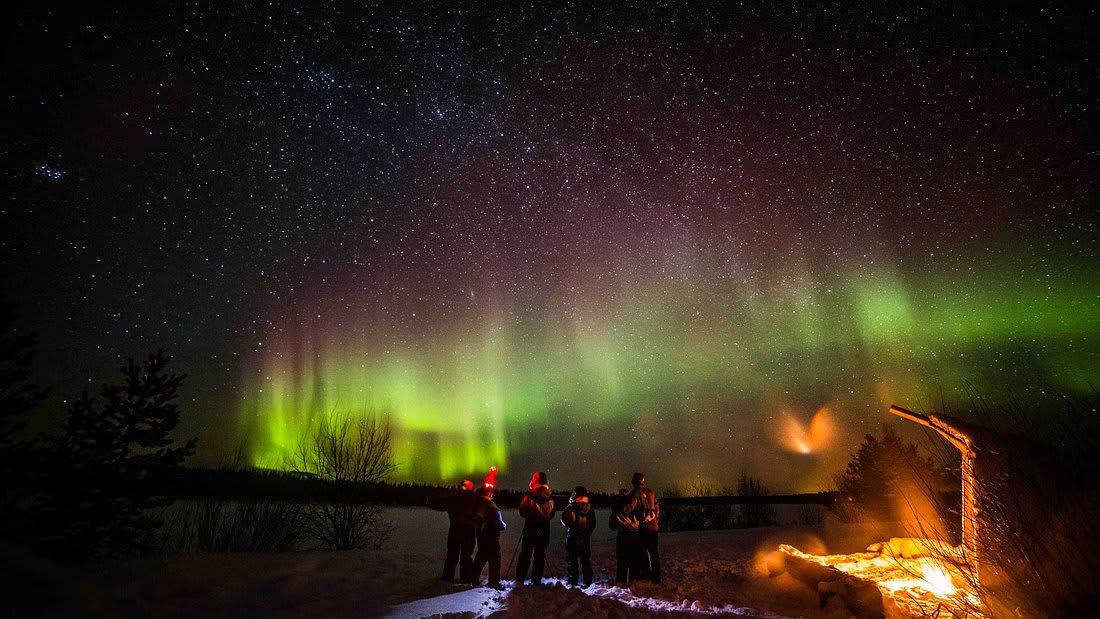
[433,467,661,589]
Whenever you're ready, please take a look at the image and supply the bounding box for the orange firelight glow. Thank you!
[780,544,984,616]
[777,406,836,454]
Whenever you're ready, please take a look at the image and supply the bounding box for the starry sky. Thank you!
[3,3,1097,492]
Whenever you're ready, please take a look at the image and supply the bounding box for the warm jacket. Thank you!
[609,497,640,533]
[474,494,506,536]
[627,486,660,532]
[560,496,597,544]
[519,484,556,541]
[432,489,477,528]
[520,484,555,522]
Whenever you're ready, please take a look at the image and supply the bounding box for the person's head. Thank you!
[529,471,548,489]
[631,472,645,488]
[461,480,474,491]
[478,484,494,499]
[571,485,589,503]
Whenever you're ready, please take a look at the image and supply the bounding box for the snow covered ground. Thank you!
[5,507,904,618]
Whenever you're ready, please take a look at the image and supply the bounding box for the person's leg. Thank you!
[566,540,579,584]
[531,541,546,584]
[458,528,476,584]
[631,532,646,581]
[487,537,501,587]
[615,533,627,582]
[580,537,593,586]
[646,531,661,583]
[442,527,460,581]
[471,540,487,586]
[515,535,533,583]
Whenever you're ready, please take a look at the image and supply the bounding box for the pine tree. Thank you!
[41,350,197,557]
[0,302,47,452]
[834,424,942,521]
[0,302,48,539]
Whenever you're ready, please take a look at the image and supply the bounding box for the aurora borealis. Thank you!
[4,3,1097,492]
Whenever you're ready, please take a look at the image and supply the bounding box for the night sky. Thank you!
[3,3,1096,492]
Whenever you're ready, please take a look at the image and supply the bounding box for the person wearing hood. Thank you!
[432,479,478,583]
[560,485,597,586]
[516,470,555,585]
[470,468,507,589]
[626,471,661,583]
[609,488,642,583]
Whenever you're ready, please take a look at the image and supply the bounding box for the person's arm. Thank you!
[561,507,575,528]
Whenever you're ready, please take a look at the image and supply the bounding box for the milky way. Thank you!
[4,4,1096,491]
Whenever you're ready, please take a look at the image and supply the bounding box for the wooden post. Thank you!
[889,405,979,570]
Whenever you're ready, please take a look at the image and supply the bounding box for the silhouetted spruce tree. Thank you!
[0,302,48,538]
[833,424,944,522]
[0,303,47,453]
[41,350,196,557]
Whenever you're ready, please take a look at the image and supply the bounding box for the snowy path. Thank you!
[384,578,790,618]
[383,584,506,618]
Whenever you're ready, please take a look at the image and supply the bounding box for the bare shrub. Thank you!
[660,474,777,531]
[734,471,777,528]
[287,413,396,550]
[660,481,716,531]
[154,498,306,553]
[794,505,824,526]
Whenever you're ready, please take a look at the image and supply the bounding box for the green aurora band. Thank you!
[236,252,1097,488]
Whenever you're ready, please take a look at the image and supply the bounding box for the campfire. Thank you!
[778,539,983,618]
[775,405,986,618]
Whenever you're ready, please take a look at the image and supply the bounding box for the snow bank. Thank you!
[506,580,785,618]
[387,579,787,618]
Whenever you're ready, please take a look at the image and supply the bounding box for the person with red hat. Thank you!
[470,467,507,589]
[516,470,555,585]
[431,479,478,584]
[626,471,661,583]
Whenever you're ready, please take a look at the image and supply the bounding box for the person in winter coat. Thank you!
[626,471,661,583]
[608,488,642,583]
[470,469,506,589]
[560,485,597,586]
[431,479,478,583]
[516,471,555,585]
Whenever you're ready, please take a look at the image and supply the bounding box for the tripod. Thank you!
[506,530,524,578]
[508,530,557,583]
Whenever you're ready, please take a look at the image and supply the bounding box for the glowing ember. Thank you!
[919,562,956,597]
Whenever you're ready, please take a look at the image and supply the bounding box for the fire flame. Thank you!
[920,562,956,596]
[780,544,982,616]
[777,407,836,454]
